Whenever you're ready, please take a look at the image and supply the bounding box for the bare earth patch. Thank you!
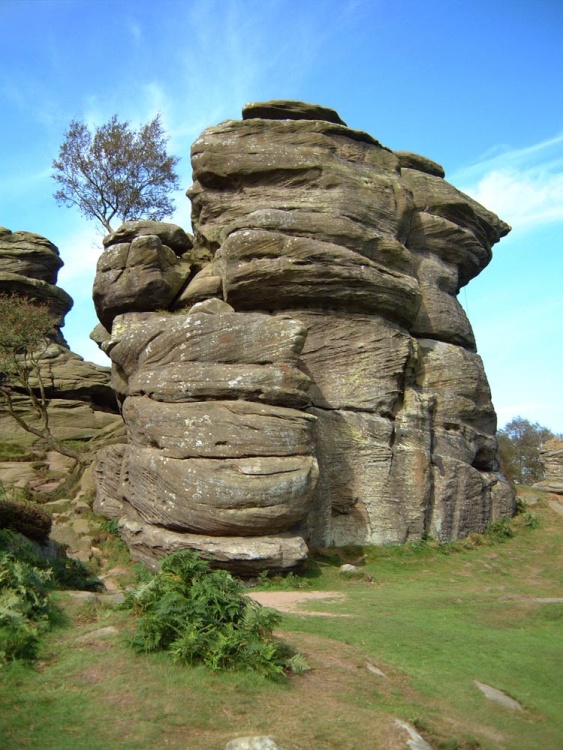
[247,590,347,616]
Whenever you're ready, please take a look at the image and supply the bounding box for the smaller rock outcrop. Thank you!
[0,227,72,329]
[0,500,52,541]
[93,282,318,573]
[535,438,563,494]
[0,227,63,283]
[0,227,122,450]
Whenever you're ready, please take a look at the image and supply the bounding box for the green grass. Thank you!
[1,493,562,750]
[0,440,43,463]
[281,504,563,749]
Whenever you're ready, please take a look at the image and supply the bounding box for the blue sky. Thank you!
[1,0,562,432]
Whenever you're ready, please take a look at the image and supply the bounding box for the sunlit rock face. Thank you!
[92,101,515,572]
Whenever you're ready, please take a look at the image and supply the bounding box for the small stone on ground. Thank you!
[339,563,361,575]
[225,737,284,750]
[366,662,386,677]
[98,592,126,605]
[76,626,119,643]
[66,590,98,602]
[395,720,433,749]
[474,681,523,710]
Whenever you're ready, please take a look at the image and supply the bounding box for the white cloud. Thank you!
[454,133,563,232]
[463,167,563,229]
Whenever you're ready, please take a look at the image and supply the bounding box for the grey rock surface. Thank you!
[93,444,127,520]
[121,448,318,536]
[122,398,316,458]
[119,511,309,574]
[93,231,189,329]
[243,98,346,125]
[102,220,192,255]
[395,720,434,750]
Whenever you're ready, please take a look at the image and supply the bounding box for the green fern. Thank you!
[0,551,53,664]
[125,550,299,678]
[0,531,102,665]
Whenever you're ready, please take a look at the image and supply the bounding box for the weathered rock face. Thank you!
[535,438,563,494]
[93,101,515,572]
[0,228,121,449]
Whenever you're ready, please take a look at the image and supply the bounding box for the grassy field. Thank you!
[1,491,562,750]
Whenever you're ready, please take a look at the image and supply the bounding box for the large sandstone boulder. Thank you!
[92,100,515,571]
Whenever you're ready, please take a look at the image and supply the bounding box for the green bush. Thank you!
[125,551,294,678]
[483,518,515,543]
[0,621,41,663]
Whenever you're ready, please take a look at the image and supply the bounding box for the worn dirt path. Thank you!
[247,590,347,615]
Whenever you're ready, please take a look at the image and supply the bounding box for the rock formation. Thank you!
[534,438,563,494]
[0,227,120,452]
[92,101,515,573]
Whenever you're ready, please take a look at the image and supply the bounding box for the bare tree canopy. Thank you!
[52,114,180,233]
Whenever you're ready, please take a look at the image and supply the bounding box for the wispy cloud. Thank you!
[454,133,563,231]
[126,17,143,45]
[167,0,356,143]
[466,168,563,228]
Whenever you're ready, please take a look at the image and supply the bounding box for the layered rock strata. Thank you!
[92,101,515,572]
